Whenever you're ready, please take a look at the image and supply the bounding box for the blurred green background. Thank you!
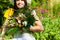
[0,0,60,40]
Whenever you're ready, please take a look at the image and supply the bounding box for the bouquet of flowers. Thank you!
[1,8,35,39]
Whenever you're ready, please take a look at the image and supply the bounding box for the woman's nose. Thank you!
[19,0,21,2]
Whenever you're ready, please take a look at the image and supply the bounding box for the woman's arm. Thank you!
[30,10,44,31]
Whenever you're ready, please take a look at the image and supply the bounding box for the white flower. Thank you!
[18,20,21,23]
[23,21,27,26]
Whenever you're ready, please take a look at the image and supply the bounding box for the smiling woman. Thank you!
[0,0,44,40]
[10,0,44,40]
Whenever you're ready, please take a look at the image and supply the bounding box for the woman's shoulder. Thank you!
[32,10,36,14]
[31,10,36,16]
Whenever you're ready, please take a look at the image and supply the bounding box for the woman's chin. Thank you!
[17,6,24,9]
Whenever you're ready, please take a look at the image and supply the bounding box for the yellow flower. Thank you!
[4,8,14,19]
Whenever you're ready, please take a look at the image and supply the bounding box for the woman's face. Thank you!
[16,0,25,8]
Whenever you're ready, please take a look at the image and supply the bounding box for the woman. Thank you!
[11,0,44,40]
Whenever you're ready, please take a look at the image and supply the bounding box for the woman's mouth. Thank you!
[18,3,22,6]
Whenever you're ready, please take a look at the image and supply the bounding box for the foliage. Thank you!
[0,0,13,26]
[31,0,60,40]
[33,16,60,40]
[0,0,60,40]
